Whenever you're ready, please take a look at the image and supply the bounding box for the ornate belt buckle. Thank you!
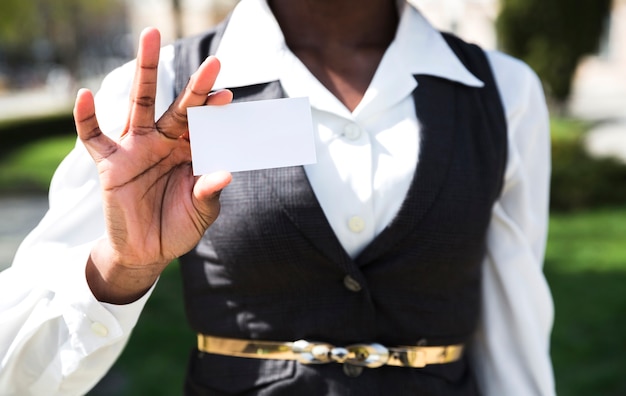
[293,340,390,368]
[292,340,334,364]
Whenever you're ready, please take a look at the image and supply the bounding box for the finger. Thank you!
[175,89,233,141]
[182,56,223,107]
[204,89,233,106]
[156,56,223,138]
[128,27,161,132]
[193,170,232,220]
[194,170,232,199]
[74,89,117,162]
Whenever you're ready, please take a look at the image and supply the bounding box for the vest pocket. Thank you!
[185,349,296,395]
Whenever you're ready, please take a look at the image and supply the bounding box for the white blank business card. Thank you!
[187,97,317,175]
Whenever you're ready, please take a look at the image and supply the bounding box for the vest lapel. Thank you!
[261,166,352,265]
[356,76,457,265]
[229,76,458,267]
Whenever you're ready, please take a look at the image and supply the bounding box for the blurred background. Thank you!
[0,0,625,395]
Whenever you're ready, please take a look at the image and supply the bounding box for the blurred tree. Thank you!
[0,0,37,46]
[496,0,612,107]
[0,0,127,87]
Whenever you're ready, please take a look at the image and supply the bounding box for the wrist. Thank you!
[85,239,162,304]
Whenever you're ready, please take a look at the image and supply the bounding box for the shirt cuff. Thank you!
[49,242,155,356]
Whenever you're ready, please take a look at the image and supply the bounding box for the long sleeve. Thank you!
[0,46,177,396]
[470,51,556,395]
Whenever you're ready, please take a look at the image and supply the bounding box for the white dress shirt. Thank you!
[0,0,555,395]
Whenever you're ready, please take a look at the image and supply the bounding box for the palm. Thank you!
[98,129,203,266]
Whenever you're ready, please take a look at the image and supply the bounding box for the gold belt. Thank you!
[197,334,464,369]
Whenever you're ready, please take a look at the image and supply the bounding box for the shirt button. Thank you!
[348,216,366,233]
[343,123,362,140]
[90,322,109,337]
[343,275,362,292]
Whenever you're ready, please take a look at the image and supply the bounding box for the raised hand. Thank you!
[74,28,232,304]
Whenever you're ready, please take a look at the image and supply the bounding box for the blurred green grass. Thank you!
[0,134,76,194]
[550,116,588,142]
[0,113,77,195]
[1,115,625,395]
[546,208,626,396]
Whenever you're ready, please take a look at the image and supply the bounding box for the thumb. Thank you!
[192,170,232,221]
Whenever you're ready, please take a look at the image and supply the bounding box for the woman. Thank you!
[1,0,554,394]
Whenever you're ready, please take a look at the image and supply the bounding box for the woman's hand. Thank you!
[74,28,232,304]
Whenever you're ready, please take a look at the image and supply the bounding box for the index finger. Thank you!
[127,27,161,133]
[155,56,230,139]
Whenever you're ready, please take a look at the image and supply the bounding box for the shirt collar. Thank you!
[212,0,484,91]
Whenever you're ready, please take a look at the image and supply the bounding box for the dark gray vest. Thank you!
[175,19,507,396]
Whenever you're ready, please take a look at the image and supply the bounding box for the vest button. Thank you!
[343,363,364,377]
[343,275,362,292]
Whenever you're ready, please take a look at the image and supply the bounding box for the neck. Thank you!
[268,0,400,111]
[269,0,399,50]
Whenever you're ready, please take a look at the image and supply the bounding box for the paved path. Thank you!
[0,89,73,123]
[0,195,49,271]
